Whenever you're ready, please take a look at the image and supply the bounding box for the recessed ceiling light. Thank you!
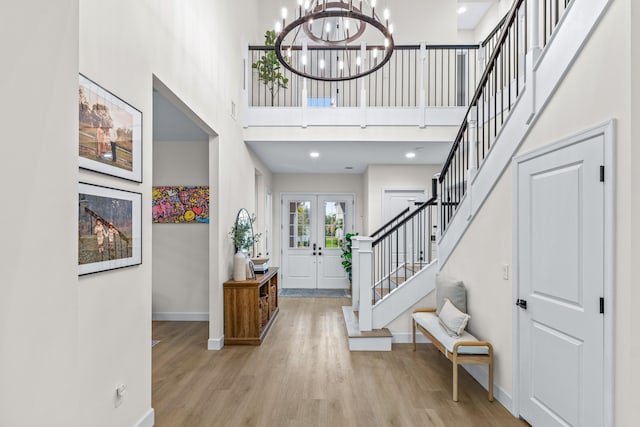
[457,6,467,14]
[405,152,416,159]
[310,152,320,158]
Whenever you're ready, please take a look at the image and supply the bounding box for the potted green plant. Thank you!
[228,212,261,254]
[341,232,359,284]
[252,30,289,106]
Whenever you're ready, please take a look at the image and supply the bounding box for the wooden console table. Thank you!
[223,267,279,345]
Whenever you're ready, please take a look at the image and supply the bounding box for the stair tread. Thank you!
[341,306,392,339]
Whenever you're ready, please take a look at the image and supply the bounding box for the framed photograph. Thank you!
[152,186,210,223]
[78,182,142,275]
[79,74,142,182]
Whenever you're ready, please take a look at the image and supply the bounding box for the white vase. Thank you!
[233,251,247,281]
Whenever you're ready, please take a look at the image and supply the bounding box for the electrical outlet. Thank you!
[502,264,509,280]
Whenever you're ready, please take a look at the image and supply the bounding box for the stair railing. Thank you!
[370,206,411,240]
[369,178,438,304]
[438,0,528,233]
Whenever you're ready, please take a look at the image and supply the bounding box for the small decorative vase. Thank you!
[233,251,247,281]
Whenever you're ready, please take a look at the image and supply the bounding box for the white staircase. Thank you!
[342,0,604,353]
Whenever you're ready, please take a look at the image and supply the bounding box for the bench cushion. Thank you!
[413,312,489,356]
[435,274,466,315]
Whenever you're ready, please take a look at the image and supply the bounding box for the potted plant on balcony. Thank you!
[252,30,289,106]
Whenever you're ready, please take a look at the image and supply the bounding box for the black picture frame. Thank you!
[78,182,142,275]
[79,74,143,182]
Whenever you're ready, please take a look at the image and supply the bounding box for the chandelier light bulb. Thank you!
[272,0,395,82]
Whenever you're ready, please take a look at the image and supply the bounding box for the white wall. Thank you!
[77,0,261,424]
[272,174,364,268]
[255,0,461,44]
[630,1,640,421]
[365,164,442,234]
[0,2,80,426]
[440,0,636,422]
[152,140,209,317]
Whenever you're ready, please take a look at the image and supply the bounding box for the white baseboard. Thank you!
[462,364,513,411]
[208,336,224,350]
[152,312,208,321]
[348,336,392,351]
[391,331,431,344]
[133,408,154,427]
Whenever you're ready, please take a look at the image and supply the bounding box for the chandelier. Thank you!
[274,0,395,82]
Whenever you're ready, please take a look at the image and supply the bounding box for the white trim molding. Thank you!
[133,408,155,427]
[208,336,224,351]
[152,312,209,321]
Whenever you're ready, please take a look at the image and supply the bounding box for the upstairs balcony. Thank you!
[243,43,491,129]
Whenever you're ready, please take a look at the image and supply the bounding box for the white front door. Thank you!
[516,136,605,426]
[282,194,354,289]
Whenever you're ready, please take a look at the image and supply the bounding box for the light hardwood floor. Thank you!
[152,298,529,427]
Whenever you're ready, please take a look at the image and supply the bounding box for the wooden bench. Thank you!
[412,308,494,402]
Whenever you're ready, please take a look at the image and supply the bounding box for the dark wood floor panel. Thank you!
[152,298,528,427]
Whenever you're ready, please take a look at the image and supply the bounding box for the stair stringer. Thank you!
[371,260,439,330]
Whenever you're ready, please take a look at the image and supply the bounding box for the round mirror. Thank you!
[232,208,255,255]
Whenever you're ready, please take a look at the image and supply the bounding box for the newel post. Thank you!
[351,237,361,311]
[356,236,373,331]
[434,173,442,241]
[525,0,541,123]
[467,106,478,179]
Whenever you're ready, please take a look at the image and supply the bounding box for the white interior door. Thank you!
[282,194,353,289]
[516,136,605,426]
[382,189,426,270]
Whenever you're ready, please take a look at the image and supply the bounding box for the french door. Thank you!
[281,194,354,289]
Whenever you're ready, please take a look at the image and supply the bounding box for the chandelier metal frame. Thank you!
[274,1,395,82]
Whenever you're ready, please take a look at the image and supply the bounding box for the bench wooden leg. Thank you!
[488,355,494,401]
[453,359,459,402]
[412,320,416,351]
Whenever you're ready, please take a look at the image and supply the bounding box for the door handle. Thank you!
[515,299,527,310]
[318,252,322,256]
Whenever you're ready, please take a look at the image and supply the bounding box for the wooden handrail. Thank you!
[439,0,525,183]
[373,196,437,247]
[480,12,509,47]
[370,206,410,239]
[249,43,480,51]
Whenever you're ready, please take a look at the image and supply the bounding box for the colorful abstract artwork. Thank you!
[152,186,210,223]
